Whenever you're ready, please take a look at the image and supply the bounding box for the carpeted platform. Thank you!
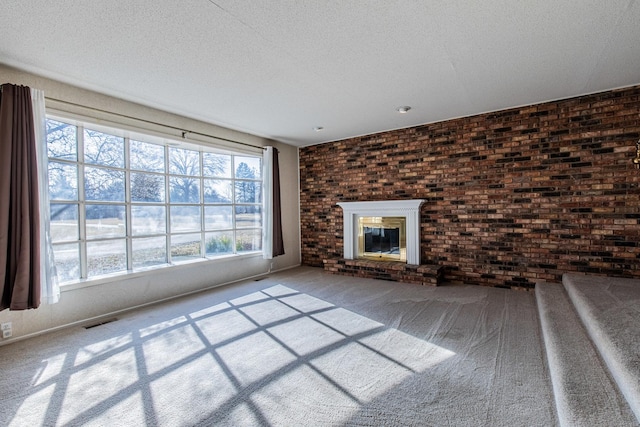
[537,274,640,427]
[0,266,556,426]
[564,274,640,423]
[536,281,636,426]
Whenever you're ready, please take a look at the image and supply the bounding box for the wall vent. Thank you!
[84,318,118,329]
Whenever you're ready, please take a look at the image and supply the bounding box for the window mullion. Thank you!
[77,124,88,279]
[165,144,172,264]
[124,137,133,271]
[231,156,236,254]
[200,151,205,258]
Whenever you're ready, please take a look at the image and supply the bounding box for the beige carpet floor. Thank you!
[0,266,556,426]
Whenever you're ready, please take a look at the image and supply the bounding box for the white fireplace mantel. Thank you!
[337,199,425,265]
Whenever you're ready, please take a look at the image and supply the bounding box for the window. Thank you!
[46,117,263,284]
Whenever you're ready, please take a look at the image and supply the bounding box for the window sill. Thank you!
[60,251,264,292]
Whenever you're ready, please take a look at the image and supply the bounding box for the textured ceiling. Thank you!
[1,1,639,147]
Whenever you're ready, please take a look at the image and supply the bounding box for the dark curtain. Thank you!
[272,148,285,257]
[0,84,41,310]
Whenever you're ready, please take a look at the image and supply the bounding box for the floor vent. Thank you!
[84,318,118,329]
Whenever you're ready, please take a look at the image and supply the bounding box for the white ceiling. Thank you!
[1,1,639,147]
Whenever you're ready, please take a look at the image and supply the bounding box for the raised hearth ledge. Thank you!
[337,199,424,265]
[324,258,443,287]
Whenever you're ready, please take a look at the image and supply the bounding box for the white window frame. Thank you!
[46,113,263,285]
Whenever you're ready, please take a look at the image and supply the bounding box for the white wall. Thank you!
[0,64,301,343]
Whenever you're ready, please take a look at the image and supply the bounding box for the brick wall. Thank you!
[299,86,640,288]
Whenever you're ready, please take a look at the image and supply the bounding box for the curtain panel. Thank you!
[0,84,41,310]
[271,147,284,257]
[263,146,284,259]
[32,88,60,305]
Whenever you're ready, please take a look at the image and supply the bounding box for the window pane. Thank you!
[50,204,78,242]
[85,205,126,239]
[53,243,80,282]
[170,206,201,232]
[204,205,233,230]
[235,205,262,228]
[132,205,166,236]
[169,177,200,203]
[85,167,125,201]
[236,229,262,253]
[133,236,167,269]
[234,156,261,179]
[49,162,78,200]
[203,153,231,178]
[84,129,124,167]
[235,180,261,204]
[204,179,232,203]
[130,140,165,172]
[171,233,201,262]
[47,119,77,161]
[131,172,165,202]
[87,239,127,277]
[169,147,200,176]
[205,231,233,256]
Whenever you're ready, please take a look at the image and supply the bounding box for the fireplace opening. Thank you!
[358,216,406,262]
[364,227,400,253]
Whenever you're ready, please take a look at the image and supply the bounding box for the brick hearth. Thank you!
[323,259,443,286]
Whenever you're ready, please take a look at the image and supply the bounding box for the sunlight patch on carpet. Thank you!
[74,333,133,366]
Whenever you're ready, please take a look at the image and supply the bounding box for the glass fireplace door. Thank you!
[357,216,406,262]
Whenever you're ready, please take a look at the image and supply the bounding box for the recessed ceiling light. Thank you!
[313,126,324,132]
[396,106,411,114]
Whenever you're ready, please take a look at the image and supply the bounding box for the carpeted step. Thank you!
[563,273,640,425]
[536,281,637,426]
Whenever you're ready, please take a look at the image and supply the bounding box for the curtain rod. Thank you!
[45,96,267,151]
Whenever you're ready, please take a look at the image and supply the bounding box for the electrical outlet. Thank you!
[1,322,12,339]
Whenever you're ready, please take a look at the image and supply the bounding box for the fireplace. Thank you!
[338,200,424,265]
[358,216,406,262]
